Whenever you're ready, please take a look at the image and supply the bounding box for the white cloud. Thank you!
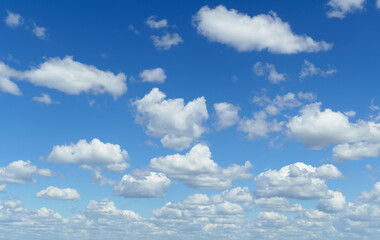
[151,33,183,50]
[0,160,52,184]
[333,141,380,161]
[327,0,365,18]
[357,182,380,204]
[47,138,129,172]
[32,93,53,104]
[139,68,166,83]
[317,190,346,213]
[299,60,337,78]
[220,187,253,203]
[36,186,80,201]
[132,88,208,150]
[238,111,283,139]
[214,102,240,130]
[150,144,252,190]
[23,56,127,98]
[146,16,168,29]
[32,24,47,39]
[36,168,54,177]
[113,170,171,198]
[0,62,22,95]
[253,62,286,84]
[254,162,343,200]
[5,10,23,27]
[0,184,6,193]
[253,197,303,212]
[193,5,332,54]
[377,0,380,8]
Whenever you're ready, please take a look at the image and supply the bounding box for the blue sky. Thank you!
[1,0,380,239]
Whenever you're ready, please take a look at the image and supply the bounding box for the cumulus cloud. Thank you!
[47,138,129,172]
[146,16,168,29]
[0,184,6,193]
[238,111,283,139]
[327,0,365,18]
[36,186,80,201]
[357,182,380,204]
[139,67,166,83]
[113,170,171,198]
[23,56,127,98]
[150,144,252,190]
[253,62,286,84]
[317,190,346,213]
[193,5,332,54]
[32,24,47,39]
[5,10,23,27]
[151,33,183,50]
[299,60,337,78]
[254,162,343,200]
[253,197,303,212]
[0,160,52,184]
[214,102,239,130]
[220,187,253,203]
[378,0,380,8]
[0,62,22,95]
[287,102,380,161]
[32,93,54,104]
[132,88,208,150]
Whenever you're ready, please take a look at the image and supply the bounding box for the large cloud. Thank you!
[0,160,52,184]
[47,138,129,172]
[254,162,343,200]
[150,144,252,190]
[132,88,209,150]
[113,170,171,198]
[36,186,81,201]
[193,5,332,54]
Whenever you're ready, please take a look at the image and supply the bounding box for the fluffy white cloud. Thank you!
[253,62,286,84]
[378,0,380,8]
[214,102,239,130]
[0,184,6,193]
[113,170,171,198]
[0,62,22,95]
[132,88,208,150]
[238,111,283,139]
[333,141,380,161]
[220,187,253,203]
[36,186,81,201]
[254,162,343,200]
[146,16,168,29]
[5,10,23,27]
[47,138,129,172]
[32,24,47,39]
[0,160,52,184]
[32,93,53,104]
[23,56,127,98]
[150,144,252,190]
[317,190,346,213]
[193,5,332,54]
[357,182,380,204]
[151,33,183,50]
[253,197,303,212]
[299,60,337,78]
[139,67,166,83]
[327,0,365,18]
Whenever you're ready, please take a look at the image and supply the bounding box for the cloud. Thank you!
[128,24,140,34]
[378,0,380,8]
[113,170,171,198]
[357,182,380,204]
[5,10,24,27]
[333,141,380,161]
[22,56,127,98]
[220,187,253,203]
[150,144,252,190]
[151,33,183,50]
[47,138,129,172]
[238,111,283,139]
[327,0,365,18]
[214,102,240,130]
[32,93,53,104]
[36,186,81,201]
[253,62,286,84]
[139,68,166,83]
[32,24,47,39]
[146,16,168,29]
[132,88,208,150]
[193,5,332,54]
[0,160,52,184]
[253,197,303,212]
[254,162,343,200]
[299,60,337,78]
[317,190,346,213]
[0,184,6,193]
[0,62,22,95]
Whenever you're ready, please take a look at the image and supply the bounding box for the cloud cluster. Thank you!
[299,60,337,78]
[47,138,129,172]
[5,10,47,39]
[0,160,52,184]
[238,111,283,139]
[36,186,81,201]
[327,0,365,18]
[193,5,332,54]
[132,88,209,150]
[150,144,252,189]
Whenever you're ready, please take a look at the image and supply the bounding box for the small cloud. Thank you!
[32,93,55,104]
[32,24,47,39]
[253,62,286,84]
[139,68,166,83]
[299,60,337,78]
[146,16,168,29]
[128,24,140,34]
[151,33,183,50]
[5,10,23,28]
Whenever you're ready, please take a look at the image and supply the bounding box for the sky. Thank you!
[1,0,380,239]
